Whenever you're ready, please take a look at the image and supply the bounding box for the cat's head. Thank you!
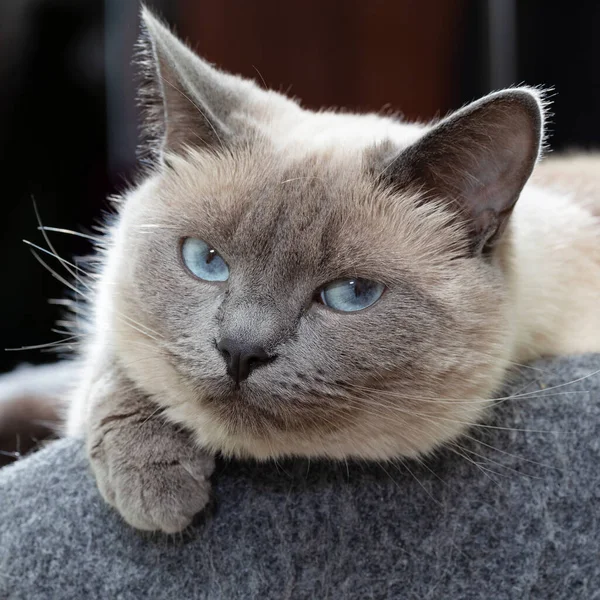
[104,9,545,460]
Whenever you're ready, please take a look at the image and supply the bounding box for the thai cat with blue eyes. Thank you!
[5,8,598,533]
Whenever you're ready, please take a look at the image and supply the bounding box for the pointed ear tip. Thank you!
[487,87,542,117]
[485,88,545,145]
[139,4,166,32]
[513,89,546,142]
[139,3,152,20]
[508,87,544,112]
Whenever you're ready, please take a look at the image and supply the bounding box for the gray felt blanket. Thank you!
[1,354,599,600]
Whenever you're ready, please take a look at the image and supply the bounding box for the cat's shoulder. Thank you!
[531,153,600,217]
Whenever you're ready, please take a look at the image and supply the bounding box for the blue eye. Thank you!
[181,238,229,282]
[319,278,385,312]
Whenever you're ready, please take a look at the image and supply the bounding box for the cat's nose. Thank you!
[216,338,271,385]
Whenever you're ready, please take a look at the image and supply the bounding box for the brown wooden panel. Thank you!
[178,0,467,120]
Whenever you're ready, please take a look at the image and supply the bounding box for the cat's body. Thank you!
[506,161,600,361]
[1,9,598,532]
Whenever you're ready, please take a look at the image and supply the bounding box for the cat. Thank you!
[2,7,599,533]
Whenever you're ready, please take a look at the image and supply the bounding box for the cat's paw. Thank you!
[88,414,215,534]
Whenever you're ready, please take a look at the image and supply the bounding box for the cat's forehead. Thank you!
[151,145,460,279]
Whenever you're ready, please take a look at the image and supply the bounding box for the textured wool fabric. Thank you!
[0,355,599,600]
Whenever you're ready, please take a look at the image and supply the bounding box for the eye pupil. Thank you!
[181,238,229,282]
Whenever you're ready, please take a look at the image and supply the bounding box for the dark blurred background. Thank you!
[1,0,599,373]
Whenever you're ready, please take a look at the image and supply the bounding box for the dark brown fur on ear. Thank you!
[380,89,544,254]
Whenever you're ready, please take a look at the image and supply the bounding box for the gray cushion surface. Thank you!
[1,355,599,600]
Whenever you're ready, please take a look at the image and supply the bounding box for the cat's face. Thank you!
[111,143,513,460]
[102,10,543,460]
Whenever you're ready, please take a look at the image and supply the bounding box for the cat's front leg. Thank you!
[85,364,214,533]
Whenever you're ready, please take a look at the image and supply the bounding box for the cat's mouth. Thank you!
[196,379,358,437]
[162,346,361,436]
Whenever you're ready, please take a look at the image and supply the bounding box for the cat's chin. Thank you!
[196,382,357,439]
[194,416,470,463]
[164,384,486,463]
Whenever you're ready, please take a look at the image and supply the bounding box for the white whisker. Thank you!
[462,433,561,471]
[31,198,93,293]
[29,250,90,301]
[454,443,543,480]
[22,240,90,278]
[38,226,101,242]
[5,335,80,352]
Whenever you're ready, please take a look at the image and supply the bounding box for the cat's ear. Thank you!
[136,7,249,160]
[381,89,545,254]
